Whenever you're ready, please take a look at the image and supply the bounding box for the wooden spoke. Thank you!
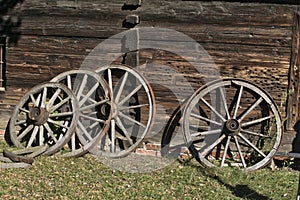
[15,120,27,126]
[191,129,222,138]
[80,113,106,124]
[238,97,263,122]
[119,103,149,110]
[77,121,93,141]
[79,83,99,107]
[108,69,113,97]
[110,119,116,153]
[19,107,29,113]
[200,97,226,122]
[118,84,142,106]
[119,112,146,128]
[238,133,267,157]
[30,93,41,107]
[47,118,70,130]
[233,86,243,119]
[190,113,222,126]
[75,127,89,146]
[189,125,210,132]
[76,74,88,100]
[46,88,62,109]
[240,129,271,138]
[39,125,44,146]
[27,126,39,148]
[50,97,71,112]
[71,133,76,151]
[115,71,128,103]
[241,115,273,128]
[67,75,72,90]
[17,124,34,140]
[43,122,59,143]
[218,87,230,119]
[79,98,109,112]
[201,134,226,157]
[49,112,74,118]
[115,116,133,145]
[34,93,41,107]
[30,94,37,106]
[233,136,247,168]
[89,121,100,130]
[41,87,47,108]
[221,136,231,167]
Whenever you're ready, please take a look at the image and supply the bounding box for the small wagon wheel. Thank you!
[92,64,156,158]
[9,82,79,156]
[50,70,112,157]
[182,78,282,172]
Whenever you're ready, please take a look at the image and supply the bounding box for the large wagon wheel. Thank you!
[50,70,112,157]
[182,78,282,172]
[9,82,79,156]
[92,64,156,158]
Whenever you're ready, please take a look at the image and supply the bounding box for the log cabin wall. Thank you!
[1,0,299,152]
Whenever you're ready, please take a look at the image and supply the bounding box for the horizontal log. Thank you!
[10,0,295,40]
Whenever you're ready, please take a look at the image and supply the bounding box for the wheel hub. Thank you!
[224,119,240,136]
[29,107,49,126]
[99,103,111,117]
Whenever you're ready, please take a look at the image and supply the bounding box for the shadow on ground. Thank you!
[182,161,271,200]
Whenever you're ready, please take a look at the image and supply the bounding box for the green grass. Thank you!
[0,140,299,199]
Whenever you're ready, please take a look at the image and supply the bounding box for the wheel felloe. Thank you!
[9,82,80,156]
[50,69,112,157]
[92,64,156,158]
[183,78,282,172]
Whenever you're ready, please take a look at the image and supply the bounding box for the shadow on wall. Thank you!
[292,121,300,153]
[0,0,24,45]
[290,120,300,169]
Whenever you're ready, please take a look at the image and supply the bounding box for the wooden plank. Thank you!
[0,163,32,169]
[3,149,34,164]
[0,154,12,163]
[183,0,300,5]
[10,0,295,39]
[287,11,300,130]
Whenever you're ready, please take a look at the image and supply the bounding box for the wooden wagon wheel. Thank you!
[9,82,79,156]
[50,70,112,157]
[182,78,282,172]
[91,64,156,158]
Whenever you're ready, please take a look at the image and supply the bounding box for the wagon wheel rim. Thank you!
[9,82,80,156]
[92,64,156,158]
[50,70,112,157]
[182,78,282,172]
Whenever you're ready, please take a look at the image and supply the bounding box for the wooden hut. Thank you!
[1,0,300,156]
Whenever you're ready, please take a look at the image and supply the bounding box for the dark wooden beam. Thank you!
[287,11,300,131]
[183,0,300,5]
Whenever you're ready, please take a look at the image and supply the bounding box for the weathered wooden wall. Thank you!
[1,0,299,152]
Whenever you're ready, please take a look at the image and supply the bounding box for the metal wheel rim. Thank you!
[183,78,282,172]
[9,82,80,156]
